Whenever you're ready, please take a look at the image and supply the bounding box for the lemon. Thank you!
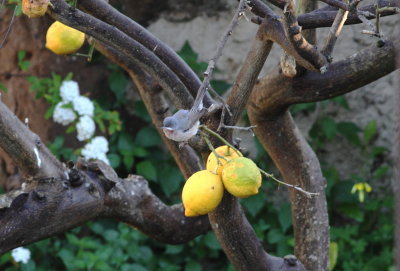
[222,157,262,198]
[22,0,49,18]
[206,145,242,176]
[46,22,85,55]
[182,170,224,217]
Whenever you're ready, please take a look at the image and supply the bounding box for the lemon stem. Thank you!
[200,125,242,157]
[258,167,320,198]
[74,41,95,62]
[200,131,226,168]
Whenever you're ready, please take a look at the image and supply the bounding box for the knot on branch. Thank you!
[284,255,299,266]
[289,25,302,35]
[76,158,117,193]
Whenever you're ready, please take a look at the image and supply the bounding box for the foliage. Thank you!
[0,42,393,271]
[17,51,30,71]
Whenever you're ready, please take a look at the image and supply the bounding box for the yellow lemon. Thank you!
[206,145,242,176]
[46,22,85,55]
[182,170,224,217]
[22,0,49,18]
[222,157,262,198]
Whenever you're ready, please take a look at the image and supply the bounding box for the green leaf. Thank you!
[108,70,128,105]
[19,60,31,71]
[104,229,119,242]
[337,204,364,222]
[329,242,339,271]
[290,103,316,114]
[370,146,387,157]
[165,245,184,255]
[372,165,389,179]
[204,232,221,250]
[159,166,183,196]
[132,146,149,158]
[210,79,231,95]
[337,122,361,146]
[66,125,76,134]
[241,192,264,217]
[135,126,161,147]
[133,101,151,122]
[107,153,121,168]
[331,95,349,109]
[136,160,157,181]
[17,50,26,61]
[363,120,377,145]
[267,228,284,244]
[277,203,292,233]
[121,264,147,271]
[177,41,208,76]
[0,83,8,93]
[123,155,134,171]
[321,117,337,140]
[117,132,135,155]
[184,261,202,271]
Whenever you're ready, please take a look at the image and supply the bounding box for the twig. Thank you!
[192,0,248,113]
[358,12,383,38]
[321,5,349,61]
[0,6,17,49]
[199,125,243,157]
[282,0,329,72]
[378,6,400,13]
[220,124,257,134]
[375,1,380,35]
[199,131,226,167]
[258,167,319,197]
[318,0,349,11]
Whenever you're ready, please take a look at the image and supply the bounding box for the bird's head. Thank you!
[161,116,178,139]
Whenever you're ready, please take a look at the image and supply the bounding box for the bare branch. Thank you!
[208,192,307,271]
[246,110,329,271]
[192,0,248,114]
[47,0,193,109]
[250,0,399,29]
[321,8,349,61]
[0,160,210,253]
[0,101,64,179]
[250,34,398,116]
[224,19,273,127]
[319,0,349,10]
[101,174,211,245]
[282,0,329,71]
[77,0,214,108]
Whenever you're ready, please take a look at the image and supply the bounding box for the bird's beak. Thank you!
[161,127,173,131]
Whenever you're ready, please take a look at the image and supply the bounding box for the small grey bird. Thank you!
[162,85,208,142]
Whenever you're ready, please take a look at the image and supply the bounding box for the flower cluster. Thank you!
[11,247,31,264]
[81,136,110,164]
[52,80,109,164]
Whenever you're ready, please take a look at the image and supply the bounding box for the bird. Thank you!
[162,85,209,142]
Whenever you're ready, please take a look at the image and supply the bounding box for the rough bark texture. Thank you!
[0,159,211,253]
[393,19,400,271]
[248,110,329,271]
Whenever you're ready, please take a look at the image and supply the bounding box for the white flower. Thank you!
[90,136,109,153]
[11,247,31,264]
[95,152,110,165]
[60,80,80,102]
[73,96,94,117]
[81,136,110,165]
[53,101,76,126]
[76,115,95,141]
